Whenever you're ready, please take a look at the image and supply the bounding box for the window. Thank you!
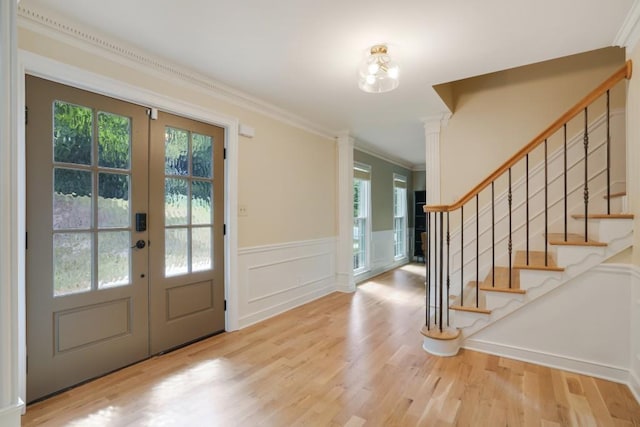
[393,174,407,259]
[353,163,371,273]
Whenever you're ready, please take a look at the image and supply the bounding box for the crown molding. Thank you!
[17,4,338,141]
[353,141,417,171]
[614,0,640,50]
[422,112,452,134]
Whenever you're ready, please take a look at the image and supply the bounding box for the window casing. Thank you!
[393,174,407,260]
[353,164,371,273]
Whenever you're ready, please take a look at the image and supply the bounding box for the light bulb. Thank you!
[368,62,380,74]
[366,74,376,85]
[387,65,399,79]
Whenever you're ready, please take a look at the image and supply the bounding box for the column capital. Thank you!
[422,112,452,135]
[336,132,355,147]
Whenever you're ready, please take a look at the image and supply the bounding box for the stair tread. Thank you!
[450,305,491,314]
[513,251,564,271]
[420,325,460,341]
[483,266,521,290]
[603,191,626,199]
[547,233,607,246]
[571,213,634,219]
[479,286,526,294]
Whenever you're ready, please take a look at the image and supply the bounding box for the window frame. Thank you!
[393,173,408,260]
[353,162,371,274]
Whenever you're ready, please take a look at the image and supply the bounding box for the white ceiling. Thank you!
[21,0,636,169]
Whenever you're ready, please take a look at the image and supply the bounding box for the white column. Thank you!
[0,0,24,425]
[336,134,355,292]
[422,113,451,205]
[422,114,450,312]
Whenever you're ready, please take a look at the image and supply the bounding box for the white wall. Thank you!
[631,268,640,401]
[355,230,411,283]
[465,265,633,384]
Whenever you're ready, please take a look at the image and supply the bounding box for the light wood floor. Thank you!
[22,264,640,426]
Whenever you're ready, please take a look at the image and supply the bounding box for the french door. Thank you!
[25,76,225,402]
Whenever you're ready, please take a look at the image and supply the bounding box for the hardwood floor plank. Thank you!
[21,263,640,427]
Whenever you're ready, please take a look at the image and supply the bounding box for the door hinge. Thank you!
[223,224,226,235]
[224,300,227,311]
[223,148,227,160]
[25,106,28,125]
[25,231,28,250]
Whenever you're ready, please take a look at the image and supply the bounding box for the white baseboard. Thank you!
[630,370,640,405]
[354,257,409,284]
[0,400,24,427]
[237,278,335,328]
[463,339,630,384]
[334,273,355,293]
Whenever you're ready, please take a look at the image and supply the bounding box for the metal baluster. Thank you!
[446,211,450,327]
[508,168,513,289]
[492,182,495,287]
[584,107,589,241]
[439,212,444,332]
[460,205,464,307]
[433,212,438,326]
[564,124,568,241]
[476,194,479,308]
[425,212,430,329]
[606,90,611,215]
[526,154,529,265]
[545,139,548,266]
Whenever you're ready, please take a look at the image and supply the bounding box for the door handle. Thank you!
[131,240,146,249]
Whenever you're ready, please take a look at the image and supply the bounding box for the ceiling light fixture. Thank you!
[358,44,400,93]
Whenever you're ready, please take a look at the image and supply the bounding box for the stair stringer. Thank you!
[452,220,633,340]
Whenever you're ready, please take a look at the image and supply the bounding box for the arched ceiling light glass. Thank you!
[358,44,400,93]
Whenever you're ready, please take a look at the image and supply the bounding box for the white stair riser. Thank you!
[583,218,633,243]
[519,269,563,290]
[484,291,525,310]
[556,245,606,267]
[452,310,487,329]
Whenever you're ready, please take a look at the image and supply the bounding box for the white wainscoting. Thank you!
[354,229,410,284]
[464,264,639,402]
[631,266,640,402]
[237,238,337,328]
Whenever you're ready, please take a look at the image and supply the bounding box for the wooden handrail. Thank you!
[426,60,633,213]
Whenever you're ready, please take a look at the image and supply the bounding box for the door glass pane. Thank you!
[192,181,212,225]
[192,133,212,178]
[192,227,212,272]
[165,178,189,225]
[54,232,92,296]
[98,231,130,288]
[53,101,93,165]
[99,173,130,228]
[53,168,92,230]
[165,228,189,276]
[165,127,189,176]
[98,111,131,169]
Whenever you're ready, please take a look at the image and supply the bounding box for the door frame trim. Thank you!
[17,50,240,402]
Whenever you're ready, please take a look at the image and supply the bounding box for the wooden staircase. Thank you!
[420,61,634,356]
[448,213,633,337]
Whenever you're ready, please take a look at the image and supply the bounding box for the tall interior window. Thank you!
[393,174,407,259]
[353,163,371,273]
